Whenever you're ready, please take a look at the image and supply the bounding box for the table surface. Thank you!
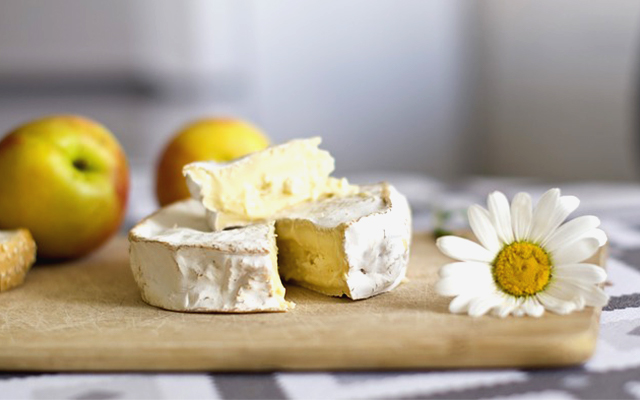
[3,176,640,400]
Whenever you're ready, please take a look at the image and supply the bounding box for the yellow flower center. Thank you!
[492,242,552,297]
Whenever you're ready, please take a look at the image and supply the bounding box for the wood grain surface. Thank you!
[0,234,604,371]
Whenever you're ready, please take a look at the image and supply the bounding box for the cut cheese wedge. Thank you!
[276,182,411,300]
[0,229,36,292]
[129,199,293,313]
[129,182,411,310]
[184,137,357,230]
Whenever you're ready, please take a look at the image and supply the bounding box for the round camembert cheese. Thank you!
[129,199,293,313]
[131,137,412,311]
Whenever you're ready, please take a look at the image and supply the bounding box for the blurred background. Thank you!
[1,0,639,222]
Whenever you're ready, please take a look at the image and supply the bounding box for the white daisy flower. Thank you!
[435,188,609,318]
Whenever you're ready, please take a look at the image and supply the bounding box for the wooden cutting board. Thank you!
[0,233,604,371]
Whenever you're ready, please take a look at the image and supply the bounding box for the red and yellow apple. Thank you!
[156,118,270,206]
[0,115,129,259]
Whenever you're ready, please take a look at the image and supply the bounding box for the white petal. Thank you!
[537,292,576,315]
[574,295,586,311]
[468,205,501,253]
[439,262,492,278]
[543,215,600,252]
[468,293,503,317]
[574,284,609,308]
[435,275,493,297]
[449,294,475,314]
[530,190,579,244]
[561,195,580,211]
[544,280,580,302]
[529,188,561,242]
[549,279,609,308]
[552,237,600,265]
[493,296,520,318]
[436,236,494,263]
[553,264,607,284]
[488,191,514,244]
[523,297,545,317]
[583,228,608,247]
[511,192,532,242]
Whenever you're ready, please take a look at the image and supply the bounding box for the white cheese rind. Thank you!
[129,199,293,313]
[343,184,412,299]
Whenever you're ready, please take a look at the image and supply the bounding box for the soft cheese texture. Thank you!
[275,183,412,300]
[183,137,356,230]
[129,199,293,313]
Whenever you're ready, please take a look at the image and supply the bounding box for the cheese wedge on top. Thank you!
[275,182,411,300]
[129,199,293,313]
[184,137,356,230]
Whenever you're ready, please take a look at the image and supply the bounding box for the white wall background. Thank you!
[479,0,640,181]
[248,1,478,177]
[0,0,638,181]
[0,0,478,179]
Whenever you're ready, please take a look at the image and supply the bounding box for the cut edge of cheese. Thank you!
[275,182,412,300]
[183,137,357,230]
[129,199,294,313]
[0,229,36,292]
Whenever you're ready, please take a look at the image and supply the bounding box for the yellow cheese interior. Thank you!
[275,218,350,297]
[184,138,357,230]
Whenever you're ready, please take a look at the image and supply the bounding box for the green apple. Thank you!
[0,115,130,259]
